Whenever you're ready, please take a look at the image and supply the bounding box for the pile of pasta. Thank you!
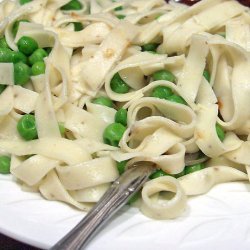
[0,0,249,220]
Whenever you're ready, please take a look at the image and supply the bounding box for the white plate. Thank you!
[1,174,250,250]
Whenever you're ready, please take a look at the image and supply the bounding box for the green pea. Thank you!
[116,160,127,175]
[31,61,45,76]
[141,43,158,52]
[203,70,210,82]
[149,169,168,179]
[152,69,176,83]
[58,122,65,137]
[19,0,32,5]
[29,48,48,65]
[167,94,187,105]
[17,114,38,140]
[14,62,31,85]
[11,51,28,64]
[103,122,126,147]
[127,191,140,205]
[110,73,130,93]
[12,19,30,37]
[17,36,38,56]
[61,0,82,10]
[0,48,13,62]
[92,96,114,108]
[151,86,173,100]
[216,123,225,141]
[73,22,84,31]
[0,85,6,94]
[114,6,123,11]
[185,163,205,175]
[0,48,28,64]
[116,14,126,19]
[0,156,11,174]
[0,37,9,49]
[150,169,185,179]
[115,108,127,126]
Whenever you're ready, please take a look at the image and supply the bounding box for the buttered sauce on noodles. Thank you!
[0,0,249,220]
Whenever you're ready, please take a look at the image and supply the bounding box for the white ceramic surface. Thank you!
[1,174,250,250]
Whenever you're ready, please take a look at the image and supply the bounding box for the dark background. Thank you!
[0,233,40,250]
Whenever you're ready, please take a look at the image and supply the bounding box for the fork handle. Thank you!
[50,164,154,250]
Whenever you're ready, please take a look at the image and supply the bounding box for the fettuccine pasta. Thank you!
[0,0,249,220]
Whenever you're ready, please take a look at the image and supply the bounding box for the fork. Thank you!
[50,153,208,249]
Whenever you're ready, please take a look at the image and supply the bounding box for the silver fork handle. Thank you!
[50,164,154,250]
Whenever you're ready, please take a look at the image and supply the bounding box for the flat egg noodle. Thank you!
[179,166,248,195]
[177,34,209,103]
[39,170,92,210]
[161,0,246,54]
[0,87,14,117]
[0,115,20,139]
[11,154,59,186]
[0,64,14,86]
[78,20,138,96]
[56,157,119,190]
[0,0,249,219]
[105,53,185,102]
[69,183,110,203]
[140,176,187,220]
[0,138,91,164]
[226,16,250,51]
[209,38,250,133]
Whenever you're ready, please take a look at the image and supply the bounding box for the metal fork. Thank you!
[50,163,154,250]
[50,153,208,250]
